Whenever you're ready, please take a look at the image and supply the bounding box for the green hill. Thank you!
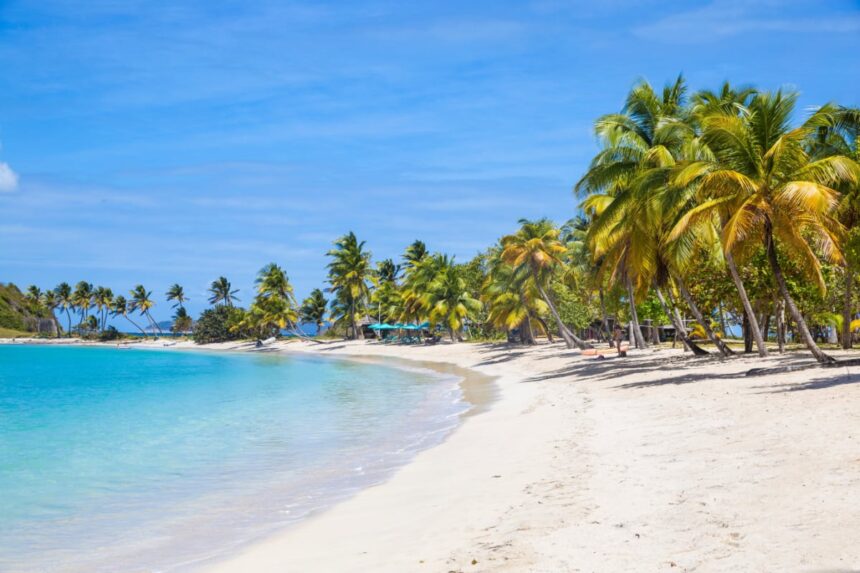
[0,283,58,336]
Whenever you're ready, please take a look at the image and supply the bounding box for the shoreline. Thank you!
[5,338,860,571]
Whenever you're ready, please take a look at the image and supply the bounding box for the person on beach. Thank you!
[612,324,624,351]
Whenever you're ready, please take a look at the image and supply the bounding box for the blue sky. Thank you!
[1,0,859,321]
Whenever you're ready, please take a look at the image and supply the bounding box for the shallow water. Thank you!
[0,345,466,572]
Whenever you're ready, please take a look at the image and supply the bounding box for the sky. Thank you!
[1,0,859,322]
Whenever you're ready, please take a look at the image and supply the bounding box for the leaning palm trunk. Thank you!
[674,276,734,357]
[624,276,648,349]
[843,264,854,350]
[725,251,768,357]
[764,224,834,364]
[65,309,72,338]
[534,281,591,350]
[125,315,148,337]
[654,285,708,355]
[533,315,554,343]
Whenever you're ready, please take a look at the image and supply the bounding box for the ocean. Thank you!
[0,345,467,572]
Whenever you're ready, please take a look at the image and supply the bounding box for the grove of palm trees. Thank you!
[9,77,859,365]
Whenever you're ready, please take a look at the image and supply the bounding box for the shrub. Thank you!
[193,306,246,344]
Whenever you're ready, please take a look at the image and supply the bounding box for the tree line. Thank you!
[19,76,860,362]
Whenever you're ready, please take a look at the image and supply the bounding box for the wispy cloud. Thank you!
[0,162,19,192]
[633,1,860,43]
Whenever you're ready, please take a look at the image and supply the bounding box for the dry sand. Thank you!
[6,337,859,571]
[202,340,860,573]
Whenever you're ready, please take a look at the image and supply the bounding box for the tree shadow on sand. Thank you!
[756,372,860,393]
[524,351,825,390]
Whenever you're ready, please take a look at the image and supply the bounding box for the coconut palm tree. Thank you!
[403,240,428,269]
[300,288,329,335]
[577,76,741,355]
[54,282,74,337]
[25,285,42,314]
[251,263,299,335]
[93,286,114,333]
[807,105,860,348]
[500,218,592,350]
[422,256,481,341]
[327,232,372,340]
[166,284,188,310]
[112,295,147,337]
[680,82,769,357]
[72,281,94,335]
[208,277,239,307]
[172,306,193,334]
[672,90,859,363]
[576,77,693,350]
[400,251,445,323]
[40,289,62,337]
[130,284,161,336]
[482,247,549,344]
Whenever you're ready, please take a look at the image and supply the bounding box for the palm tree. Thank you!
[423,256,481,341]
[400,251,445,324]
[300,288,329,335]
[130,284,161,336]
[403,240,428,269]
[252,263,299,335]
[673,90,859,363]
[208,277,239,307]
[112,295,147,337]
[808,105,860,348]
[72,281,94,335]
[482,247,549,344]
[25,285,42,315]
[371,259,401,324]
[576,77,692,350]
[172,307,193,334]
[682,82,768,357]
[577,76,737,355]
[54,282,74,337]
[166,283,188,310]
[40,289,62,337]
[501,218,591,350]
[327,232,372,340]
[93,286,114,333]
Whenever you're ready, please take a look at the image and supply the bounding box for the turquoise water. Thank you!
[0,345,466,573]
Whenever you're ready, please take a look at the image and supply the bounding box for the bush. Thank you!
[98,326,124,341]
[193,306,246,344]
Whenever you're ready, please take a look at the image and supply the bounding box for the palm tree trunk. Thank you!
[774,294,786,353]
[675,275,734,357]
[764,224,834,364]
[125,315,148,337]
[534,280,591,350]
[65,309,72,338]
[533,315,554,343]
[598,287,612,345]
[351,300,364,340]
[842,264,854,349]
[624,276,648,349]
[725,251,768,357]
[654,285,708,355]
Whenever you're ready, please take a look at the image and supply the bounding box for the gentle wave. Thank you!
[0,345,470,573]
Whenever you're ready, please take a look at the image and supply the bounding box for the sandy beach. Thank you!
[5,337,859,572]
[191,340,859,573]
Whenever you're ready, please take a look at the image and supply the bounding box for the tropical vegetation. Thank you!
[9,77,860,364]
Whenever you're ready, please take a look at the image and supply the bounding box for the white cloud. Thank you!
[0,162,19,192]
[633,1,860,44]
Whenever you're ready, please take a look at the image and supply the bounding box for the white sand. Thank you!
[199,340,860,573]
[6,337,859,571]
